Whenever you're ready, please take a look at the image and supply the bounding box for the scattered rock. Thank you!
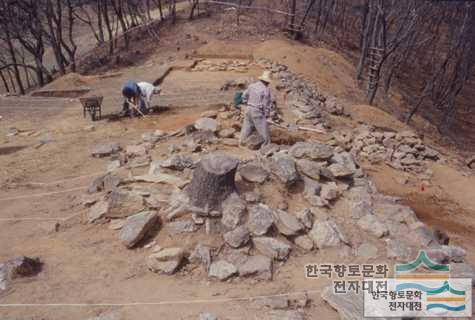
[385,239,415,261]
[239,164,269,184]
[238,255,273,280]
[125,144,148,158]
[260,143,280,157]
[165,220,199,236]
[106,190,145,218]
[294,235,314,251]
[88,200,110,223]
[321,286,362,320]
[253,237,291,261]
[357,243,379,259]
[119,211,158,248]
[92,143,120,157]
[296,208,313,229]
[273,210,304,236]
[208,260,238,281]
[327,163,354,178]
[426,245,466,263]
[147,247,184,275]
[244,192,260,203]
[320,182,340,201]
[161,154,194,171]
[255,296,289,309]
[290,142,333,161]
[296,159,322,180]
[199,313,218,320]
[195,117,218,132]
[221,193,246,229]
[269,310,305,320]
[247,204,274,236]
[270,153,299,186]
[109,219,125,230]
[357,214,389,238]
[244,133,264,150]
[218,128,236,138]
[309,219,348,249]
[189,243,212,270]
[1,256,42,280]
[223,226,250,248]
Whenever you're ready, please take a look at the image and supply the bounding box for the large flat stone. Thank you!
[119,211,158,248]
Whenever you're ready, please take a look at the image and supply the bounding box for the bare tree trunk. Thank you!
[0,71,10,93]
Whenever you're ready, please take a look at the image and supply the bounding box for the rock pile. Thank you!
[327,125,441,173]
[193,59,249,73]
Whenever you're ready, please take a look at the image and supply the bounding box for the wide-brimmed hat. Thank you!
[259,70,272,83]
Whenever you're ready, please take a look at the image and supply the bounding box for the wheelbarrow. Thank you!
[79,96,103,121]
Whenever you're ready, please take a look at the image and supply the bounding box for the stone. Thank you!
[106,190,145,218]
[290,142,333,161]
[239,164,269,184]
[426,245,466,263]
[165,220,199,236]
[321,286,362,320]
[218,128,236,138]
[134,173,188,189]
[244,133,264,150]
[125,144,148,158]
[142,132,160,144]
[200,110,219,118]
[147,248,184,275]
[88,200,110,223]
[320,182,340,201]
[208,260,238,281]
[199,313,217,320]
[195,117,218,132]
[161,154,194,171]
[238,255,273,280]
[260,143,280,157]
[253,237,291,261]
[221,138,239,147]
[331,152,357,172]
[107,160,121,172]
[270,153,299,186]
[351,200,372,219]
[296,159,322,180]
[385,239,415,261]
[255,296,289,309]
[269,310,305,320]
[221,193,246,229]
[294,235,314,251]
[303,177,325,207]
[309,219,347,249]
[223,226,250,248]
[188,130,218,145]
[189,243,212,270]
[120,211,158,248]
[296,208,313,229]
[357,214,389,238]
[244,192,260,203]
[205,218,225,235]
[450,263,475,286]
[109,219,125,230]
[273,210,304,236]
[327,163,354,178]
[92,143,120,157]
[247,204,274,236]
[357,243,379,258]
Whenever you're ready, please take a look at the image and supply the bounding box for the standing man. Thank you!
[239,71,273,147]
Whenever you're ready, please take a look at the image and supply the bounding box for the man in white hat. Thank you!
[239,70,273,147]
[137,81,161,111]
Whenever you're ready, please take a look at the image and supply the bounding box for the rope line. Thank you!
[0,289,321,307]
[0,186,86,202]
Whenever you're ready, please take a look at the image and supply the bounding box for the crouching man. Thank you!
[239,71,273,147]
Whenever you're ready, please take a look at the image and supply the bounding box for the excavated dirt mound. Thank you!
[348,104,408,132]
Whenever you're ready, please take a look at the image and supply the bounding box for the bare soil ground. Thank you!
[1,12,475,320]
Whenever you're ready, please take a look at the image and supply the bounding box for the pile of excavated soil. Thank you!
[41,73,98,91]
[347,104,408,132]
